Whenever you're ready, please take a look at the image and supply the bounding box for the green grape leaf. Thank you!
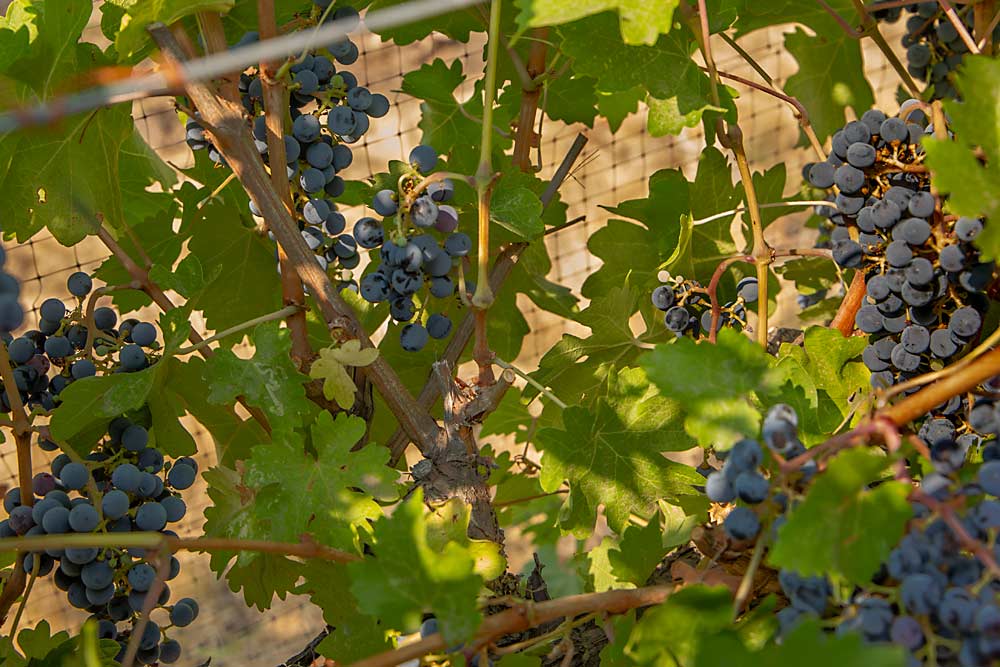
[17,621,70,661]
[608,498,705,586]
[769,449,913,585]
[694,621,906,667]
[772,326,868,445]
[347,489,486,643]
[145,359,197,458]
[481,388,535,443]
[48,369,157,451]
[588,537,625,592]
[585,147,761,301]
[528,285,649,407]
[184,199,283,333]
[401,59,515,174]
[490,186,544,240]
[0,0,172,245]
[608,514,662,588]
[366,0,481,44]
[516,0,678,45]
[425,499,507,581]
[202,466,304,610]
[243,412,397,550]
[647,92,725,137]
[203,413,393,609]
[728,0,874,143]
[643,328,777,449]
[299,561,391,662]
[218,0,301,45]
[118,128,179,224]
[923,56,1000,259]
[543,74,600,127]
[621,586,733,666]
[783,28,875,144]
[148,254,215,301]
[535,368,700,533]
[598,85,644,132]
[643,328,775,403]
[203,323,316,434]
[114,0,235,60]
[558,14,730,136]
[489,451,563,548]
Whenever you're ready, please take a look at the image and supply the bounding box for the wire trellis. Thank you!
[0,3,910,664]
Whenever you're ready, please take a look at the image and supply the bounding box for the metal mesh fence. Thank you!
[0,4,909,665]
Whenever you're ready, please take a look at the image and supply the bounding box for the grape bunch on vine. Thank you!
[0,0,998,666]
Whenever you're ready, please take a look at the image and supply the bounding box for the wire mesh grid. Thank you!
[0,4,910,664]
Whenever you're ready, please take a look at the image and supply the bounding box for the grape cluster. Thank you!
[871,1,999,100]
[701,404,814,543]
[356,144,469,352]
[0,273,160,415]
[0,246,24,334]
[651,275,757,338]
[185,4,385,286]
[0,264,197,663]
[805,104,993,393]
[777,467,1000,667]
[1,421,199,665]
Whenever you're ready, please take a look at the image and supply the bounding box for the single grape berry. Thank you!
[723,506,760,541]
[400,323,429,352]
[409,145,438,174]
[66,272,93,297]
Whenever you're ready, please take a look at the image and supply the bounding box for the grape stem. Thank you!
[708,255,754,344]
[470,0,504,386]
[976,1,999,52]
[492,356,568,409]
[829,270,867,337]
[689,0,772,348]
[0,343,33,625]
[258,0,313,369]
[732,529,768,619]
[9,556,39,640]
[404,171,474,209]
[493,489,568,508]
[121,550,168,667]
[385,134,588,464]
[728,127,772,349]
[345,585,673,667]
[816,0,865,37]
[692,200,836,226]
[83,284,134,358]
[710,38,826,161]
[175,304,305,354]
[937,0,983,53]
[512,29,549,169]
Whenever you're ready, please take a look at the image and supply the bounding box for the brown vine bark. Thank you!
[347,585,673,667]
[512,29,548,171]
[257,0,312,368]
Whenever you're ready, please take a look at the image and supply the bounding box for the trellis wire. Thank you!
[0,0,482,133]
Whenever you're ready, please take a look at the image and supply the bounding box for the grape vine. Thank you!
[0,0,997,666]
